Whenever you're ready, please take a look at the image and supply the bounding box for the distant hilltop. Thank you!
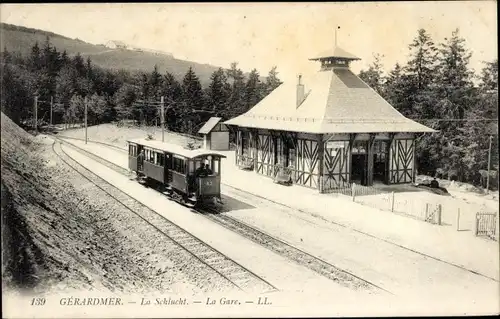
[103,40,174,57]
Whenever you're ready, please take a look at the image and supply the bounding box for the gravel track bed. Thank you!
[56,137,381,293]
[54,140,276,294]
[200,211,382,293]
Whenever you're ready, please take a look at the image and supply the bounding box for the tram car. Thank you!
[127,138,226,207]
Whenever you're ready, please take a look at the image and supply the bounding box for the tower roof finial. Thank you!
[335,25,340,47]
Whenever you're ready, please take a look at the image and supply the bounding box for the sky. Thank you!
[1,2,497,81]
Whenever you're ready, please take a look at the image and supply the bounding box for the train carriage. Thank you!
[127,138,226,207]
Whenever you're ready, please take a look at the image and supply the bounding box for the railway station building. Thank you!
[224,46,435,193]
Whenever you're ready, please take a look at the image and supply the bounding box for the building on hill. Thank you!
[105,40,128,49]
[224,46,436,193]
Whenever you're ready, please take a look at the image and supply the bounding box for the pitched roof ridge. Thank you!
[348,69,408,120]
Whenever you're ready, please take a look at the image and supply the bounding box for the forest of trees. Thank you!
[0,29,498,189]
[358,28,498,189]
[0,36,282,135]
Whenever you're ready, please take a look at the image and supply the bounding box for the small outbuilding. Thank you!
[198,117,230,151]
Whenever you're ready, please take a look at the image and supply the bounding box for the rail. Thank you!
[50,136,500,283]
[52,136,387,293]
[197,206,391,294]
[52,138,277,294]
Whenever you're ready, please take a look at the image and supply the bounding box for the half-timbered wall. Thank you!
[322,140,350,190]
[388,139,415,184]
[257,134,275,177]
[236,130,255,166]
[294,139,320,188]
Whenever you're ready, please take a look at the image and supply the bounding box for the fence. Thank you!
[325,183,443,225]
[474,212,498,240]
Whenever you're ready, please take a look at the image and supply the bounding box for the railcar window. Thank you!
[195,160,202,169]
[173,157,185,174]
[214,159,220,174]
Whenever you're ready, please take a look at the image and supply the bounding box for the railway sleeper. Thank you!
[204,257,226,264]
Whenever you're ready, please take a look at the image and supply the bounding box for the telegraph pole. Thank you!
[161,96,165,142]
[34,95,38,133]
[84,96,88,144]
[50,96,53,127]
[486,135,493,193]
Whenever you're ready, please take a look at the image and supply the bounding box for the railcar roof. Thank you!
[127,138,227,159]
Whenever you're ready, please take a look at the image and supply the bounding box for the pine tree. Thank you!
[459,60,498,186]
[244,68,262,112]
[404,29,439,119]
[358,53,385,95]
[226,62,246,116]
[114,83,139,122]
[433,28,477,181]
[206,68,230,118]
[265,66,282,95]
[28,42,42,71]
[162,72,183,131]
[384,63,413,116]
[149,64,163,100]
[181,67,205,133]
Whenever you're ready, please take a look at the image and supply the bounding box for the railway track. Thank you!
[52,135,390,294]
[52,140,278,294]
[196,207,388,293]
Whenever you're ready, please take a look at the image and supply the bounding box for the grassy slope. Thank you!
[0,113,147,293]
[0,23,224,85]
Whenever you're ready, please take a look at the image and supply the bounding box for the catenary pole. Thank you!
[50,96,53,126]
[161,96,165,142]
[34,95,38,133]
[84,96,88,144]
[486,135,493,193]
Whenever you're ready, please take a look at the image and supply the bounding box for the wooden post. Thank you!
[318,134,324,193]
[161,96,165,142]
[84,96,88,144]
[486,135,493,194]
[50,96,53,127]
[386,133,395,184]
[391,191,395,212]
[474,213,479,236]
[425,203,429,221]
[348,133,356,183]
[33,95,38,133]
[351,183,356,202]
[367,134,376,186]
[412,135,417,183]
[437,204,442,225]
[457,208,461,231]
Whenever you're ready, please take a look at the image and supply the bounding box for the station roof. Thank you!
[127,138,227,159]
[309,46,361,61]
[225,53,436,134]
[198,117,223,135]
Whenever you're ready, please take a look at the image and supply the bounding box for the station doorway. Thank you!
[351,141,368,186]
[373,140,388,183]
